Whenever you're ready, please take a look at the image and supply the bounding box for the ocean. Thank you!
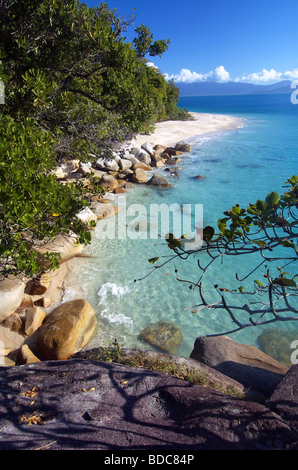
[64,93,298,361]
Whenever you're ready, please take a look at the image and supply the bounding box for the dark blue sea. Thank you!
[65,93,298,361]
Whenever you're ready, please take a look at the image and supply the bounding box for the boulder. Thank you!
[137,153,152,166]
[0,322,25,357]
[164,148,183,157]
[113,187,126,194]
[34,297,52,309]
[3,313,23,333]
[24,307,46,336]
[37,299,97,360]
[132,162,152,171]
[129,147,143,158]
[139,321,183,354]
[151,159,165,168]
[0,277,25,323]
[76,207,98,226]
[52,160,80,180]
[25,271,52,296]
[118,158,133,171]
[95,158,119,172]
[194,174,205,180]
[190,335,289,396]
[257,328,298,367]
[175,140,192,152]
[147,174,172,188]
[165,157,181,165]
[77,162,92,176]
[94,203,119,219]
[17,344,40,365]
[153,144,167,152]
[141,142,155,157]
[98,174,119,191]
[132,168,147,184]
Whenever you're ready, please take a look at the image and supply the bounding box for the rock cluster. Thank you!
[0,139,193,366]
[51,139,193,195]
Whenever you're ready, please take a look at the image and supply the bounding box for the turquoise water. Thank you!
[64,93,298,357]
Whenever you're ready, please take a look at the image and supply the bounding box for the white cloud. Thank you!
[146,61,158,69]
[236,68,298,83]
[164,65,230,83]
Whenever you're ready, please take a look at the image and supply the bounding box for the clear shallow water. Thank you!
[64,93,298,357]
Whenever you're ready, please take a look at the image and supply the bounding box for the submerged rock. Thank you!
[147,174,172,188]
[139,321,183,354]
[257,328,298,367]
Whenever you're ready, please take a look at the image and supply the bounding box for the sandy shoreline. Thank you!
[130,112,245,148]
[57,112,244,306]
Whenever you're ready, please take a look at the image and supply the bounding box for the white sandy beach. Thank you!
[130,112,244,148]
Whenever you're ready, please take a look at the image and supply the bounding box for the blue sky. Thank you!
[84,0,298,84]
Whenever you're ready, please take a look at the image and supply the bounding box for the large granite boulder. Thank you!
[0,359,296,450]
[190,335,289,396]
[0,277,25,323]
[139,321,183,354]
[37,299,96,360]
[175,140,192,153]
[132,168,147,183]
[98,174,118,191]
[96,157,119,172]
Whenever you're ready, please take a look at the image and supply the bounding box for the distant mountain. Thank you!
[177,80,293,97]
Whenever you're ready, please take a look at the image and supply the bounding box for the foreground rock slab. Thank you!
[0,359,296,450]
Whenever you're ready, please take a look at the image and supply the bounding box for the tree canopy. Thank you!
[0,0,189,279]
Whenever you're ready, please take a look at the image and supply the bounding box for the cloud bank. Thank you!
[164,65,230,83]
[236,68,298,83]
[162,65,298,84]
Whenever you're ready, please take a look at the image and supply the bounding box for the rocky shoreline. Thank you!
[0,136,197,366]
[0,111,245,365]
[0,115,297,450]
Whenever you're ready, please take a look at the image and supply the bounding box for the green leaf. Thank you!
[203,226,215,241]
[148,257,160,264]
[252,240,267,247]
[265,191,279,207]
[273,278,297,287]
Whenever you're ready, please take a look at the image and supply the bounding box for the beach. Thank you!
[130,112,244,148]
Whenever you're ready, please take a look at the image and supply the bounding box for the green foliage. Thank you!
[0,115,90,278]
[133,24,170,59]
[0,0,189,279]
